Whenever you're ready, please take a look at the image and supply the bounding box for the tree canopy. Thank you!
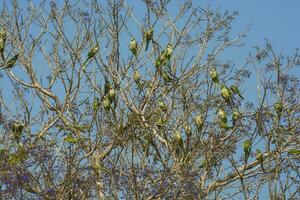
[0,0,299,199]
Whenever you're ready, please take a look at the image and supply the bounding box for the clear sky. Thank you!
[191,0,300,103]
[195,0,300,52]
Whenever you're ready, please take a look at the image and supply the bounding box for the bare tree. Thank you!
[0,0,299,199]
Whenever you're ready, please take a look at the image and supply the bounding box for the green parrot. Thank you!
[218,108,232,130]
[133,70,141,85]
[194,114,204,130]
[144,28,153,51]
[219,122,232,130]
[82,44,99,69]
[0,39,4,60]
[165,43,173,60]
[221,85,232,102]
[12,122,24,143]
[156,117,166,128]
[173,130,183,149]
[3,54,19,69]
[93,98,100,111]
[161,70,174,83]
[155,50,167,70]
[217,108,227,123]
[184,124,192,136]
[0,28,7,43]
[0,28,7,60]
[232,108,242,126]
[255,149,265,172]
[155,57,162,69]
[209,68,219,84]
[243,139,252,164]
[274,102,283,116]
[108,88,116,101]
[230,85,244,99]
[102,95,111,111]
[104,77,111,96]
[129,38,138,57]
[158,100,167,112]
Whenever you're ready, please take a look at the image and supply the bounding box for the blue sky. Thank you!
[195,0,300,51]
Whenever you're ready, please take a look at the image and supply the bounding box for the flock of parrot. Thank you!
[87,26,272,172]
[210,66,268,171]
[1,23,283,173]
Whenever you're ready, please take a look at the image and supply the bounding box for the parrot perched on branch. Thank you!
[232,108,242,126]
[230,85,244,99]
[209,67,219,85]
[217,108,232,130]
[158,100,167,112]
[12,122,24,144]
[129,38,138,57]
[173,130,183,149]
[165,43,173,60]
[144,28,153,51]
[255,149,265,172]
[274,102,283,116]
[243,139,252,164]
[134,70,141,85]
[82,44,99,70]
[221,85,232,102]
[104,77,111,96]
[194,114,204,130]
[0,28,7,60]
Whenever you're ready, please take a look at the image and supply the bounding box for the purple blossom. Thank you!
[81,11,91,23]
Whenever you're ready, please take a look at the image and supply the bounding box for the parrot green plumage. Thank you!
[0,28,7,42]
[3,54,19,69]
[133,70,143,93]
[232,108,242,126]
[173,130,183,149]
[0,28,7,60]
[129,38,138,57]
[93,98,100,111]
[209,68,219,84]
[0,39,4,60]
[102,95,111,111]
[274,102,283,116]
[230,85,244,99]
[217,108,232,130]
[104,77,111,96]
[108,88,116,101]
[243,139,252,164]
[133,70,140,84]
[12,122,24,143]
[82,45,99,69]
[156,117,166,128]
[155,50,167,70]
[219,122,232,130]
[221,85,232,102]
[217,108,227,123]
[255,149,265,172]
[184,124,192,136]
[87,45,99,60]
[194,114,204,130]
[144,28,153,51]
[158,100,167,112]
[165,43,173,60]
